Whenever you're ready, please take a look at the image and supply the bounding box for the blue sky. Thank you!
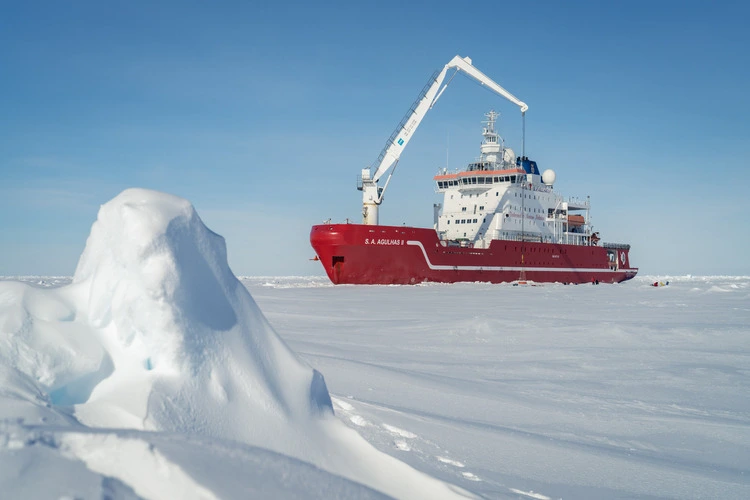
[1,1,748,276]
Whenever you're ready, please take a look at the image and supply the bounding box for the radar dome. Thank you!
[542,169,556,186]
[503,148,515,165]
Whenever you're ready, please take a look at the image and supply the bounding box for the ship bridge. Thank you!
[434,168,526,191]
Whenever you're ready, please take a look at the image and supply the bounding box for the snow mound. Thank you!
[66,189,332,439]
[0,188,469,499]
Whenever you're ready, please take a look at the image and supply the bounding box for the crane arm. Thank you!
[446,56,528,114]
[371,55,527,184]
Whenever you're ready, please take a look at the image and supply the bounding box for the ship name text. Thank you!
[364,238,404,246]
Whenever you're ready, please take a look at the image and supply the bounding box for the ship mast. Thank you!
[480,110,502,167]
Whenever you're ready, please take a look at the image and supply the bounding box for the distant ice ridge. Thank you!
[0,188,469,499]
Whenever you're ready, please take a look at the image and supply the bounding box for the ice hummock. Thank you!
[0,188,468,499]
[67,189,333,438]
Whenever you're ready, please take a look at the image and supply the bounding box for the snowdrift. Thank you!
[0,188,470,499]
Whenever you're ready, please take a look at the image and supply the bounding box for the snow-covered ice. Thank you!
[241,275,750,499]
[1,188,749,499]
[0,189,469,499]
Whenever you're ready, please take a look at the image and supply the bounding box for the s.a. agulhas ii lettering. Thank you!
[364,238,404,245]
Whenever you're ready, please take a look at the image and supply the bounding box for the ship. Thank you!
[310,56,637,285]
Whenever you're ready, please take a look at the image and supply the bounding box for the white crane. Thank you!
[358,55,528,225]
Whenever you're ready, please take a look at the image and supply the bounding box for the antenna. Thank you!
[446,131,449,169]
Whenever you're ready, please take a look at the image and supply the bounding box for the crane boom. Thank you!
[360,55,527,225]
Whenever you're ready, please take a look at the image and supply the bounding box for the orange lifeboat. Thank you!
[567,214,585,226]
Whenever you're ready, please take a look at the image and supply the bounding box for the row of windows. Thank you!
[504,218,547,225]
[451,192,494,199]
[451,205,546,218]
[437,175,518,189]
[515,192,553,203]
[504,205,546,214]
[447,219,478,225]
[459,205,485,213]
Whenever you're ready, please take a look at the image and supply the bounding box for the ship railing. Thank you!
[520,234,543,243]
[492,231,604,247]
[495,233,593,246]
[567,197,590,210]
[603,242,631,250]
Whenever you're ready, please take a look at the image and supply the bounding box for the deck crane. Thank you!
[358,55,528,225]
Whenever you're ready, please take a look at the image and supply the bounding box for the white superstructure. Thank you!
[434,111,595,249]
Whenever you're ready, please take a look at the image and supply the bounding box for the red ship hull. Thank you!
[311,224,638,285]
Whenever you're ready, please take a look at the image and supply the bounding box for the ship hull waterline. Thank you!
[311,224,638,285]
